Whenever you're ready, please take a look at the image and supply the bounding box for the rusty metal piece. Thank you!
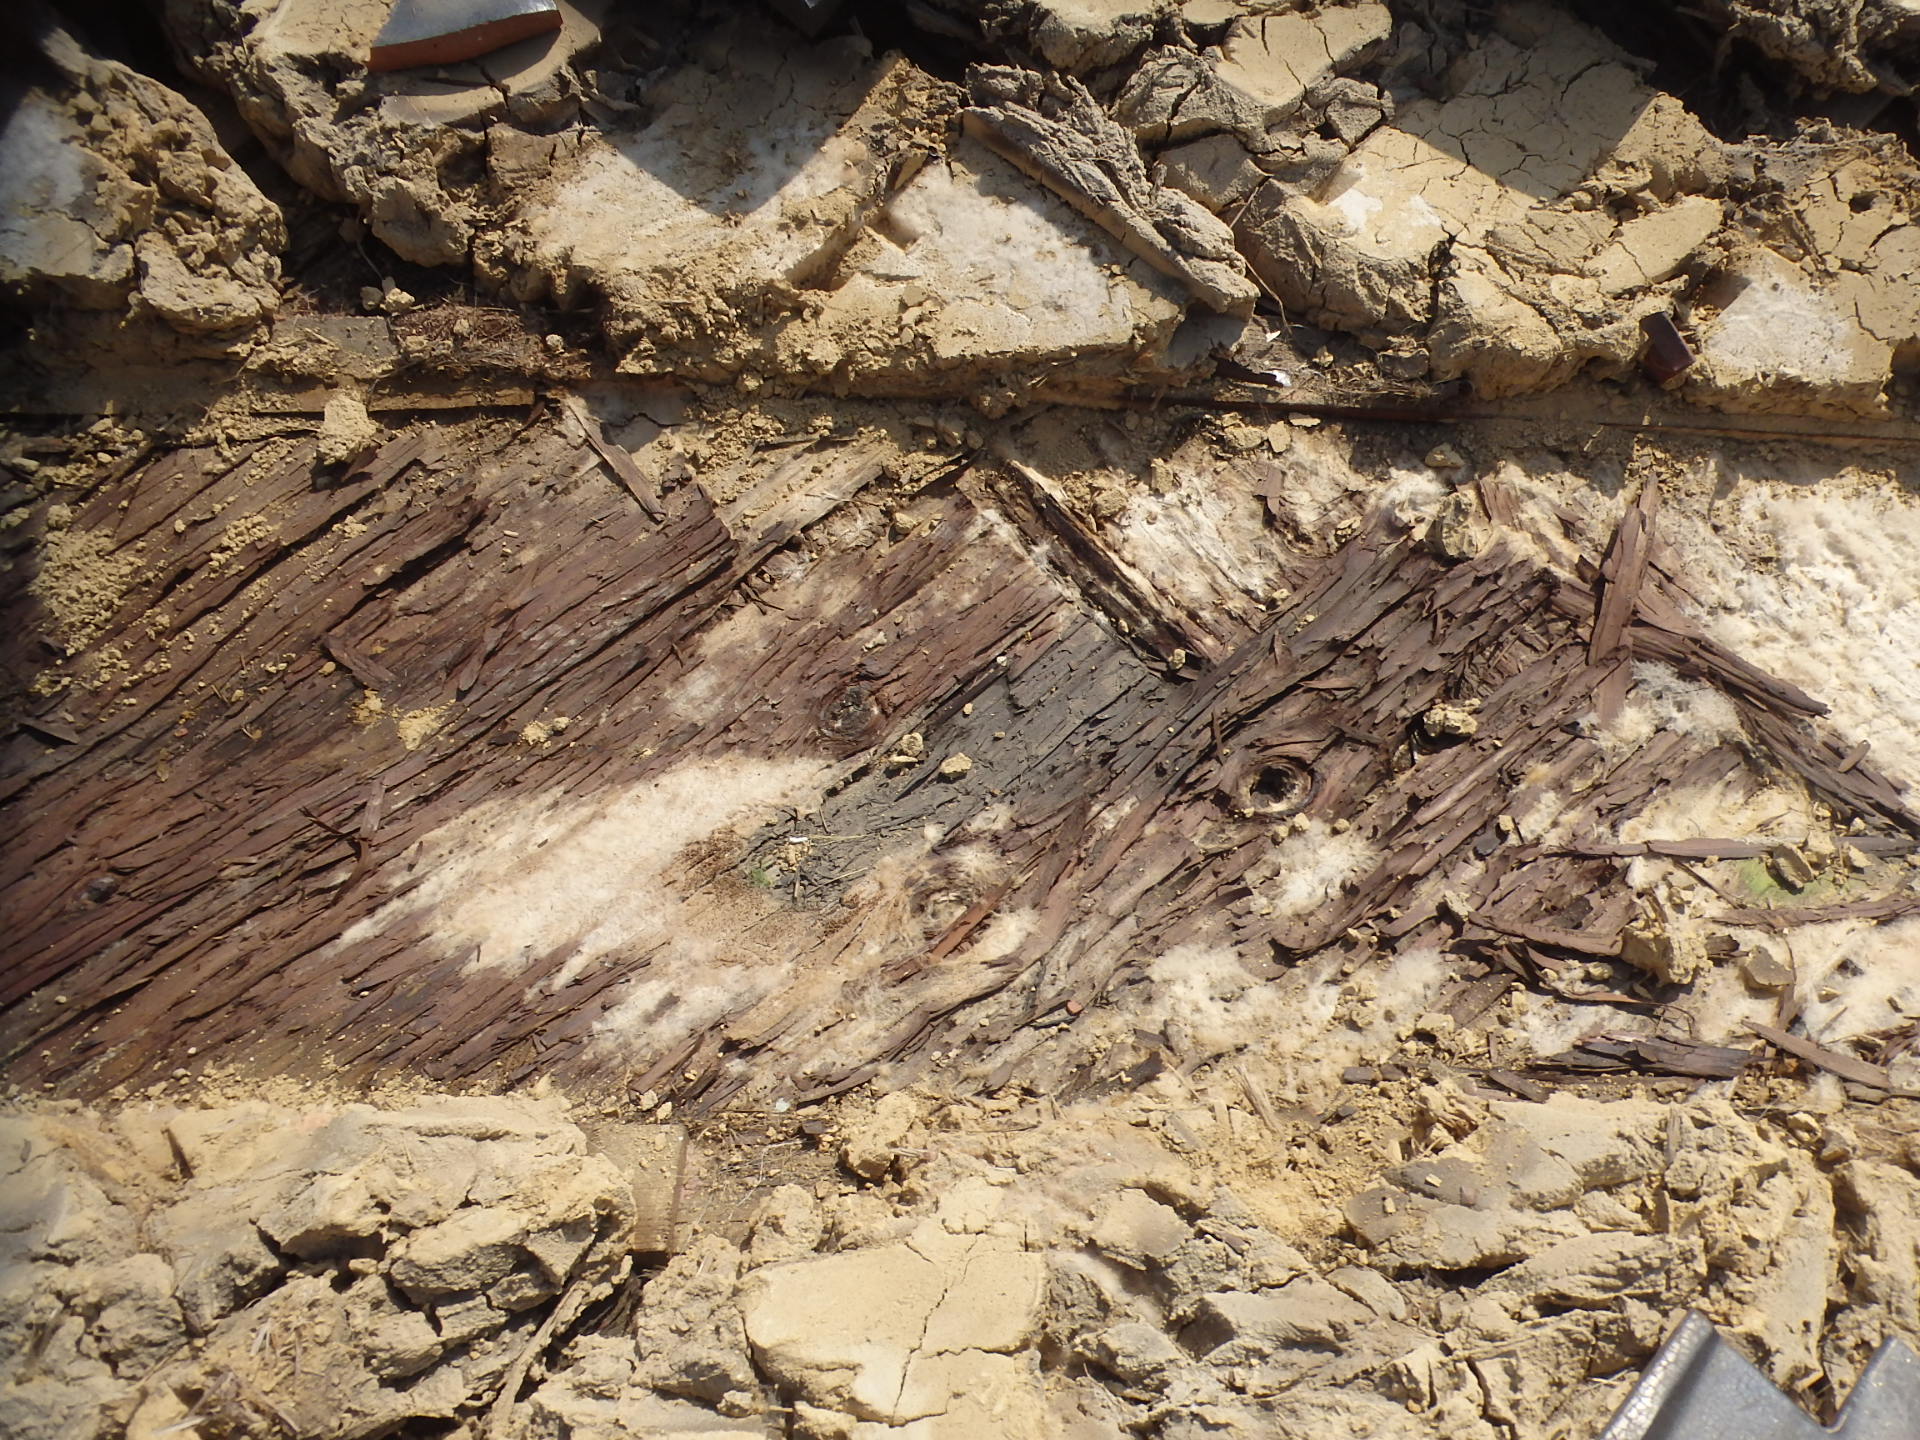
[368,0,563,73]
[1640,312,1696,384]
[1600,1310,1920,1440]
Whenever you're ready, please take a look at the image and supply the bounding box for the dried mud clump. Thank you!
[1693,0,1920,94]
[0,24,284,341]
[6,3,1920,1439]
[159,0,602,270]
[60,0,1904,414]
[0,1098,635,1440]
[14,1078,1913,1440]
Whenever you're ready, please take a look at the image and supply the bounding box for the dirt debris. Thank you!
[0,20,283,342]
[0,1095,638,1440]
[9,1072,1915,1440]
[6,1,1920,1437]
[1692,0,1920,94]
[25,513,147,656]
[314,391,380,466]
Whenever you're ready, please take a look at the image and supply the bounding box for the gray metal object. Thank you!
[1599,1311,1920,1440]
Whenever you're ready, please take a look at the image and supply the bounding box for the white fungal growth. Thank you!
[1262,820,1379,918]
[330,756,830,1014]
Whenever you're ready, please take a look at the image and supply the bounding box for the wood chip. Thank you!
[1484,1068,1550,1102]
[1717,893,1920,929]
[562,394,665,521]
[1746,1020,1912,1092]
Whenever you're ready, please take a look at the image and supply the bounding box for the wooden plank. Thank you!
[1588,481,1658,667]
[1746,1021,1916,1094]
[1717,893,1920,929]
[6,407,1920,1110]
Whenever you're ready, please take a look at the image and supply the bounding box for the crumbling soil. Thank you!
[5,2,1920,1438]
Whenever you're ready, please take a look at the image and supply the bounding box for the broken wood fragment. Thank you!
[562,394,666,521]
[1541,1034,1753,1080]
[1717,893,1920,929]
[1587,482,1659,723]
[1484,1068,1551,1101]
[6,406,1919,1110]
[1746,1021,1918,1095]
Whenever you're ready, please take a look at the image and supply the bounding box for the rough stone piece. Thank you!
[629,1236,760,1406]
[1089,1188,1191,1268]
[389,1205,529,1298]
[1348,1095,1670,1270]
[166,0,601,265]
[1156,133,1265,212]
[1690,0,1920,93]
[0,92,142,310]
[1235,176,1439,341]
[317,392,382,467]
[0,25,283,335]
[1021,0,1169,73]
[1236,1,1692,392]
[1833,1160,1920,1334]
[775,139,1192,393]
[148,1197,287,1332]
[841,1089,925,1180]
[1210,5,1393,131]
[149,1274,475,1440]
[500,28,936,374]
[1586,197,1723,294]
[741,1227,1046,1425]
[1595,94,1732,202]
[1690,248,1893,416]
[1742,947,1795,991]
[1478,1232,1678,1310]
[1084,1320,1186,1384]
[1183,1278,1374,1357]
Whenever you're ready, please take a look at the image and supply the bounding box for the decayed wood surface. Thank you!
[4,412,1917,1106]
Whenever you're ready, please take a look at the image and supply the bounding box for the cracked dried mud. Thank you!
[5,1,1920,1438]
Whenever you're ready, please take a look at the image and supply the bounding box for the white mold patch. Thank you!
[332,757,831,998]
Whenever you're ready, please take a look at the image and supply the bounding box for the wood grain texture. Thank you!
[5,416,1915,1106]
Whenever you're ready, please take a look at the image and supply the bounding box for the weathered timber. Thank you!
[4,415,1917,1110]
